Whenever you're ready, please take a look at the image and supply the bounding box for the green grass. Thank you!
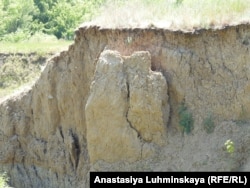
[0,40,72,54]
[91,0,250,29]
[0,32,73,54]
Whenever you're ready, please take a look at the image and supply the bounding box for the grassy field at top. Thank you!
[92,0,250,30]
[0,31,73,55]
[0,31,73,54]
[0,40,72,54]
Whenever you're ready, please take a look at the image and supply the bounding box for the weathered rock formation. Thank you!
[0,24,250,187]
[86,50,169,163]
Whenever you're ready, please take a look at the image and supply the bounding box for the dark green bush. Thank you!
[178,102,194,134]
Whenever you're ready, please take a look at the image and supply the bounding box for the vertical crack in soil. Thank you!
[70,130,80,170]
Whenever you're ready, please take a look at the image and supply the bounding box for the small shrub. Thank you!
[27,32,58,43]
[224,139,235,154]
[1,29,31,42]
[0,172,10,188]
[175,0,184,6]
[203,114,215,133]
[178,102,194,134]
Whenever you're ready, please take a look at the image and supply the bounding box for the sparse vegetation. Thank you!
[203,114,215,134]
[0,172,11,188]
[0,53,49,98]
[92,0,250,29]
[0,55,41,88]
[178,101,194,134]
[225,139,235,154]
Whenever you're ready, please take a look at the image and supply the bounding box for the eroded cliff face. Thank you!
[0,24,250,188]
[86,50,169,163]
